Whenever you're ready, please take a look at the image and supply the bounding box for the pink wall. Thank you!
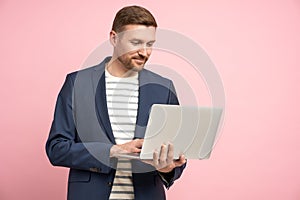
[1,0,300,199]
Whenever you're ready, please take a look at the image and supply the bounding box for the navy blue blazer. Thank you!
[46,57,186,200]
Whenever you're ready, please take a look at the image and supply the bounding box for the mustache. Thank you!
[132,55,147,60]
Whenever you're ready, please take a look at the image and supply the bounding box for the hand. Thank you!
[110,139,143,157]
[143,142,186,173]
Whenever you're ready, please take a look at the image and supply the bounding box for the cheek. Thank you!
[120,50,136,60]
[116,43,134,56]
[146,48,152,55]
[120,41,138,52]
[128,51,139,59]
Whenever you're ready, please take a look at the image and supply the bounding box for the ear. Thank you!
[109,30,118,47]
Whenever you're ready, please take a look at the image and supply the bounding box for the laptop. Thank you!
[116,104,223,160]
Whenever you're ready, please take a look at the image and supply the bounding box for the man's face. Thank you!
[112,24,156,72]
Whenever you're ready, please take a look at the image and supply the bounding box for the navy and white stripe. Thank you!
[106,68,139,200]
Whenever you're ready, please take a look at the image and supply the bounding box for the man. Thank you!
[46,5,186,200]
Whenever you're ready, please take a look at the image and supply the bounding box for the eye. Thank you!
[130,40,142,46]
[146,42,154,47]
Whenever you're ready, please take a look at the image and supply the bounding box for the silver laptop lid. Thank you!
[140,104,223,160]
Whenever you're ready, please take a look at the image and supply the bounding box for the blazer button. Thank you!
[108,182,113,186]
[90,168,101,173]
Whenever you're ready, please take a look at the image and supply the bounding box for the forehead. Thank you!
[118,25,156,41]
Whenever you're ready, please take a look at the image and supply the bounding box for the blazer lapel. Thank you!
[135,70,152,139]
[92,58,115,144]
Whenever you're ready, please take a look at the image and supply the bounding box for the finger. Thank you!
[132,147,142,153]
[167,143,174,164]
[180,155,186,163]
[159,144,168,162]
[125,140,142,153]
[134,139,144,148]
[158,144,168,169]
[174,155,186,167]
[153,150,159,166]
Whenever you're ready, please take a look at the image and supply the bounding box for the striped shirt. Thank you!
[106,67,139,200]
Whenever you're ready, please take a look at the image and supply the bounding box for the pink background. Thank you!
[1,0,300,199]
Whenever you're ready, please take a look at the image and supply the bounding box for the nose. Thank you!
[138,47,147,57]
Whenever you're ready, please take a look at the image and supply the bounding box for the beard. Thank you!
[117,54,148,72]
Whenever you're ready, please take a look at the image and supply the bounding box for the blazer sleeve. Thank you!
[158,81,187,189]
[45,74,113,174]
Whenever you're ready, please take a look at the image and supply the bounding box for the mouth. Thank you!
[132,58,145,64]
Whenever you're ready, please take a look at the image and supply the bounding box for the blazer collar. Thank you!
[134,69,151,139]
[93,57,115,144]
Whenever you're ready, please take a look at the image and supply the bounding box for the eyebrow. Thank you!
[129,39,156,43]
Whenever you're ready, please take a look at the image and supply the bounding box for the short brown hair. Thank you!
[112,5,157,32]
